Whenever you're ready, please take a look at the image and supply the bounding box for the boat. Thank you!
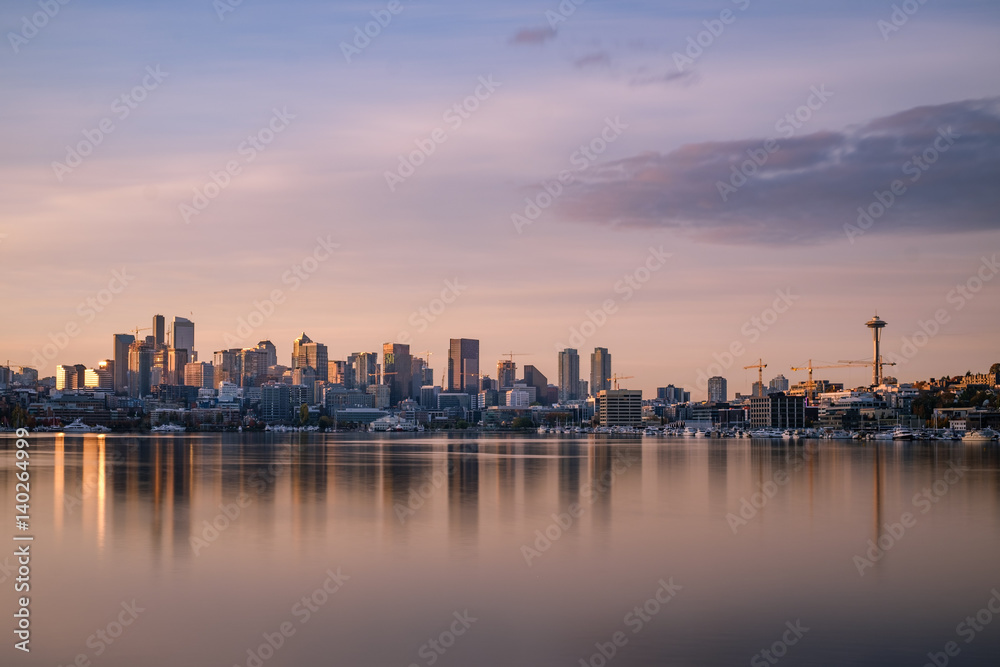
[151,424,186,433]
[891,427,914,440]
[62,418,92,433]
[962,428,998,443]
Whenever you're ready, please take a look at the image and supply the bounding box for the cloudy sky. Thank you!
[1,0,998,397]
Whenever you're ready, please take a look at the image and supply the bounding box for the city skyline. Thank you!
[2,0,998,397]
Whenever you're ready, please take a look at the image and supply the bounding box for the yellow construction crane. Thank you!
[744,358,767,390]
[500,351,529,362]
[131,326,151,342]
[838,359,898,386]
[607,374,634,390]
[791,359,868,404]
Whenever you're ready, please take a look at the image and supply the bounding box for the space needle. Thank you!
[866,314,887,386]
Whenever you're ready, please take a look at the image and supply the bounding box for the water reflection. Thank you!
[3,434,999,666]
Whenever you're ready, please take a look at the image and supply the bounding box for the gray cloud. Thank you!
[574,51,611,68]
[550,98,1000,244]
[509,27,557,45]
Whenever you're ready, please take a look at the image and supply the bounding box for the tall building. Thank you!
[55,364,85,391]
[599,389,643,427]
[497,360,516,389]
[656,385,687,403]
[113,333,135,394]
[557,348,580,402]
[213,349,241,387]
[167,348,189,385]
[590,347,611,397]
[172,317,195,359]
[84,363,114,390]
[128,340,154,398]
[239,347,268,387]
[292,333,328,382]
[410,357,429,398]
[522,365,549,403]
[260,382,291,424]
[707,376,728,403]
[382,343,412,405]
[256,340,277,368]
[448,338,480,394]
[769,374,790,393]
[351,352,379,389]
[184,361,215,389]
[749,392,806,429]
[152,314,165,347]
[329,360,347,385]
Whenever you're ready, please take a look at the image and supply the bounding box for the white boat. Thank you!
[891,427,914,440]
[151,424,186,433]
[962,428,998,443]
[62,418,92,433]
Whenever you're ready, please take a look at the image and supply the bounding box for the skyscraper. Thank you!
[257,340,277,368]
[172,317,195,359]
[590,347,611,397]
[707,376,728,403]
[292,333,328,382]
[383,342,412,405]
[557,348,580,402]
[112,333,135,394]
[522,365,549,404]
[448,338,480,394]
[128,340,153,398]
[497,360,516,389]
[152,314,165,347]
[351,352,378,389]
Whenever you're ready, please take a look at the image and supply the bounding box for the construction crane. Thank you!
[790,359,869,404]
[838,359,898,386]
[131,326,151,342]
[744,359,767,391]
[500,351,529,362]
[607,374,634,390]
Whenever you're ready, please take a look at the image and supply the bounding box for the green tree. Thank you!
[512,416,534,429]
[298,403,309,426]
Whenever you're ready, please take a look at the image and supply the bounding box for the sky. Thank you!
[1,0,998,398]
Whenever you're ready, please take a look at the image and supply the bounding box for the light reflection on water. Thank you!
[1,433,999,666]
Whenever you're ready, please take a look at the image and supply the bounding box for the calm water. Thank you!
[2,434,999,666]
